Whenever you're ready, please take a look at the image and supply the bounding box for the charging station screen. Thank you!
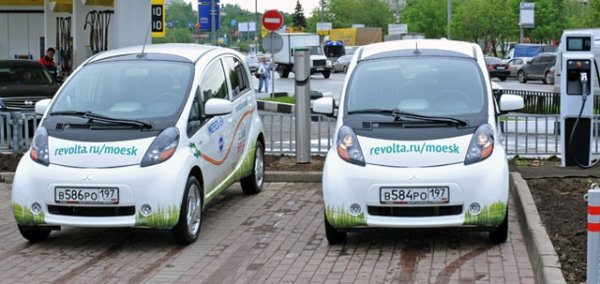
[567,37,592,51]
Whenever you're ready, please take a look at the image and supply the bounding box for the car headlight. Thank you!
[327,60,333,67]
[30,127,50,166]
[141,127,179,167]
[337,126,365,166]
[464,124,494,165]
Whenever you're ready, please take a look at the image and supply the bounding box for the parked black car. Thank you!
[517,52,557,84]
[484,57,510,81]
[0,60,60,111]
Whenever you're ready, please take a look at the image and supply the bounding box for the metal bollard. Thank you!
[587,184,600,284]
[294,47,311,164]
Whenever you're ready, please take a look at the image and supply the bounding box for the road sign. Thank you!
[262,32,284,54]
[388,24,408,35]
[519,2,535,28]
[151,0,165,38]
[262,10,284,32]
[352,24,365,28]
[198,1,220,31]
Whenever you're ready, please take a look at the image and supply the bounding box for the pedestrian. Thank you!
[39,48,58,76]
[257,56,270,93]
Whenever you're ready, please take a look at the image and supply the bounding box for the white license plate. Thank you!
[55,187,119,204]
[496,66,506,70]
[380,187,449,204]
[316,67,324,71]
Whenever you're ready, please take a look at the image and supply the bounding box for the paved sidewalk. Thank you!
[0,182,533,283]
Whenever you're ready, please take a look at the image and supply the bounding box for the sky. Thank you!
[184,0,321,15]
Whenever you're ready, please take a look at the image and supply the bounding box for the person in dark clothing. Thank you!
[39,48,57,74]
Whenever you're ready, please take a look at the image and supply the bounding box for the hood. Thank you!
[48,136,155,168]
[0,84,59,98]
[359,134,472,167]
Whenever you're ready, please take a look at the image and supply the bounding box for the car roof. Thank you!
[359,39,479,60]
[88,44,221,64]
[0,60,45,68]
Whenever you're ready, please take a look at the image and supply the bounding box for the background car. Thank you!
[506,57,528,77]
[0,60,59,111]
[245,55,260,74]
[484,57,510,81]
[517,52,557,84]
[332,55,352,73]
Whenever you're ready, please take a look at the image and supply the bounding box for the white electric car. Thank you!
[313,39,524,244]
[12,44,265,245]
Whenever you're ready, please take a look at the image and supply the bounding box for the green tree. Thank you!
[153,27,193,44]
[292,0,307,31]
[328,0,394,31]
[401,0,448,39]
[166,2,197,29]
[529,0,568,43]
[584,0,600,27]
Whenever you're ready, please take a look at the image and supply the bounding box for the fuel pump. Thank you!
[560,31,597,167]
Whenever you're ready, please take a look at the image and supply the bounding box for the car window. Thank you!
[187,86,203,137]
[485,57,502,64]
[346,57,486,117]
[223,56,249,99]
[530,57,542,64]
[50,60,193,121]
[541,56,555,64]
[0,64,53,85]
[511,59,522,65]
[200,59,229,104]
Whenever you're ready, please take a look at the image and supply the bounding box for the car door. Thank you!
[509,59,521,76]
[187,57,233,194]
[222,55,254,170]
[528,56,543,79]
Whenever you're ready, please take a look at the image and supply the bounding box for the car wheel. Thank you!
[518,71,527,83]
[324,212,346,244]
[499,76,507,82]
[343,66,348,73]
[18,225,51,242]
[543,72,551,84]
[241,141,265,194]
[323,70,331,79]
[172,176,202,245]
[489,209,508,243]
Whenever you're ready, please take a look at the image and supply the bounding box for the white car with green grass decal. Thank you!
[12,44,265,245]
[313,39,524,244]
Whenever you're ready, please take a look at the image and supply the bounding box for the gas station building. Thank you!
[0,0,161,72]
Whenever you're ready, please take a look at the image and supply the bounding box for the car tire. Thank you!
[241,141,265,195]
[324,212,346,244]
[518,71,527,83]
[499,76,507,82]
[343,66,348,73]
[18,225,51,242]
[172,176,202,245]
[489,209,508,243]
[543,72,551,84]
[278,66,290,78]
[323,70,331,79]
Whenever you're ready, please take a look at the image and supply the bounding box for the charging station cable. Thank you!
[568,59,600,168]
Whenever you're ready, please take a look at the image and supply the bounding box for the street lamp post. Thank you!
[210,0,216,45]
[255,0,258,42]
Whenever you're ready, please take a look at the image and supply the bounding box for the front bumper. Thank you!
[311,66,332,73]
[11,154,189,228]
[322,149,509,229]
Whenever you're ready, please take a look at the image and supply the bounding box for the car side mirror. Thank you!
[204,98,233,117]
[499,94,524,113]
[35,99,52,115]
[312,97,335,116]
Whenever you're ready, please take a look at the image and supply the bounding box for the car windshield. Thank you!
[49,60,193,121]
[310,46,324,55]
[0,64,53,85]
[346,57,486,117]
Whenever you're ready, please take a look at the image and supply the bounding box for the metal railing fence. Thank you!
[493,89,600,114]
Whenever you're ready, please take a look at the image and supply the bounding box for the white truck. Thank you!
[273,33,332,79]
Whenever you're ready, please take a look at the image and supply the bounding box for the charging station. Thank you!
[560,31,596,167]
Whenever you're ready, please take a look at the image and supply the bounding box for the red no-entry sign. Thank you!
[262,10,284,32]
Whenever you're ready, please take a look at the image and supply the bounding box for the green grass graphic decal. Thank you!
[12,203,45,225]
[464,201,506,226]
[237,141,256,180]
[325,204,366,228]
[136,205,180,228]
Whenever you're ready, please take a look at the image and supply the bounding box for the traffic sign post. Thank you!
[261,10,284,98]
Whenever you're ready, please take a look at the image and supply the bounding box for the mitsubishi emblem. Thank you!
[82,174,92,181]
[408,173,419,181]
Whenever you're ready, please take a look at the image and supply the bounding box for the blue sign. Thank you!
[187,22,194,29]
[167,21,174,29]
[231,19,237,28]
[198,2,220,31]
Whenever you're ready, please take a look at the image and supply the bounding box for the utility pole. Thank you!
[447,0,452,39]
[255,0,258,42]
[320,0,324,22]
[210,0,216,45]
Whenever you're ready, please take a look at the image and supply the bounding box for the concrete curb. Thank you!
[0,172,14,183]
[257,100,295,114]
[264,171,322,183]
[510,172,566,284]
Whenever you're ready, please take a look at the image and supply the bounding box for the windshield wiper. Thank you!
[392,109,468,126]
[49,111,152,129]
[347,108,394,115]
